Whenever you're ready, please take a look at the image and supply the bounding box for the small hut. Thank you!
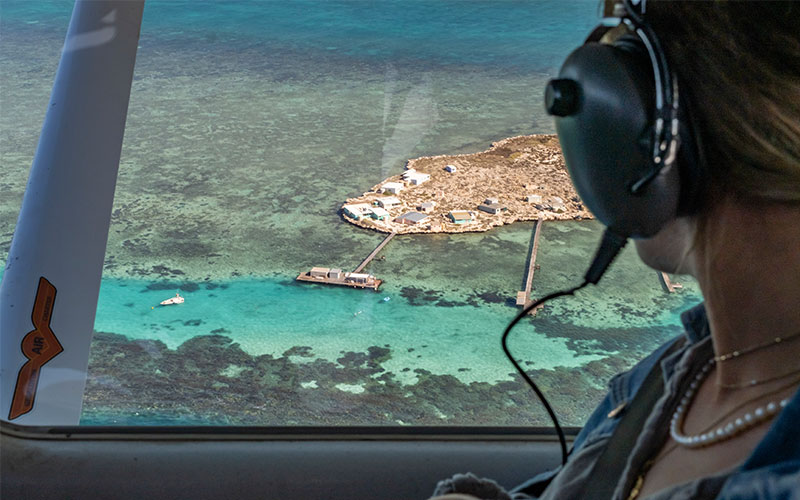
[310,267,330,278]
[448,210,475,224]
[377,196,402,208]
[382,182,404,194]
[394,211,429,225]
[417,201,437,213]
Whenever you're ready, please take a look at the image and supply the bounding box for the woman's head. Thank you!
[646,0,800,207]
[631,1,800,274]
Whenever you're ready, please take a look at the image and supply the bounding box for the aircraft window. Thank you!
[1,0,701,427]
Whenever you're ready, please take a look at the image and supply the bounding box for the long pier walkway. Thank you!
[658,271,683,293]
[353,231,397,274]
[516,216,544,315]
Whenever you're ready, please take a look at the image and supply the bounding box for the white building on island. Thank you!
[370,207,390,220]
[382,182,405,194]
[525,194,543,203]
[342,203,373,220]
[404,171,430,185]
[377,196,402,208]
[417,201,436,213]
[549,196,567,213]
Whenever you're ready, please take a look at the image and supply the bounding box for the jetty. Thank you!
[658,271,683,293]
[296,232,397,291]
[353,232,397,273]
[516,216,544,315]
[296,268,382,290]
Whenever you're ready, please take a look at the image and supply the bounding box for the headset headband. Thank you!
[587,0,681,194]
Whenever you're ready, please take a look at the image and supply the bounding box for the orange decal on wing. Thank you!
[9,277,64,420]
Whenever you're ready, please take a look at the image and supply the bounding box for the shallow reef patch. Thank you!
[81,331,631,426]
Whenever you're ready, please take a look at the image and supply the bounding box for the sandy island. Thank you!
[341,134,592,234]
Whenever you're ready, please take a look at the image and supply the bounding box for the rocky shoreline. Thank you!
[341,134,593,234]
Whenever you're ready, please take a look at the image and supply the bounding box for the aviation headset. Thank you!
[503,0,709,466]
[545,0,707,240]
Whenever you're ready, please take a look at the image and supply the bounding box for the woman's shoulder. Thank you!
[718,459,800,499]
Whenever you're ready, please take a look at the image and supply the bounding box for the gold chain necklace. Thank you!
[717,363,800,389]
[714,329,800,362]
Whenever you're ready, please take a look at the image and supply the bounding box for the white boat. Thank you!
[160,293,184,306]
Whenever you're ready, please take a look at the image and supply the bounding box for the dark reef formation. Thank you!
[80,331,644,427]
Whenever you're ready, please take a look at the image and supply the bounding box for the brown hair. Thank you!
[646,1,800,205]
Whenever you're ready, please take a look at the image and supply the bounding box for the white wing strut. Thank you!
[1,0,145,425]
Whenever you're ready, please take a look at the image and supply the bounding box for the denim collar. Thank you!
[656,303,711,382]
[679,303,710,344]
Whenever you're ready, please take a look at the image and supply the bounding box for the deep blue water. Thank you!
[1,0,599,70]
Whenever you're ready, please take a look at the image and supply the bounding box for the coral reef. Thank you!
[82,331,627,427]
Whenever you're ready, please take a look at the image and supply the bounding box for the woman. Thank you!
[432,1,800,498]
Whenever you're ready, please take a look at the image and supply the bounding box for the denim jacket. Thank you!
[513,304,800,499]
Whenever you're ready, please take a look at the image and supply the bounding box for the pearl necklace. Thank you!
[670,359,790,448]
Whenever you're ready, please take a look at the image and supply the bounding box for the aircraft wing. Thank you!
[0,0,145,425]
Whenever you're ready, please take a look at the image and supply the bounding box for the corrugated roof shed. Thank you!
[395,211,429,223]
[449,210,473,220]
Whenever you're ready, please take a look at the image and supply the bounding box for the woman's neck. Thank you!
[693,198,800,391]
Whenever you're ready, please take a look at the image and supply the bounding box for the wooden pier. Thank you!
[353,231,397,274]
[297,231,397,291]
[516,216,544,315]
[658,271,683,293]
[296,272,382,290]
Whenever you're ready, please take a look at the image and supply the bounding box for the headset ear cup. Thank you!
[548,41,682,238]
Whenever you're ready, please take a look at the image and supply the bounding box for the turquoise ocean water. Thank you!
[1,1,701,426]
